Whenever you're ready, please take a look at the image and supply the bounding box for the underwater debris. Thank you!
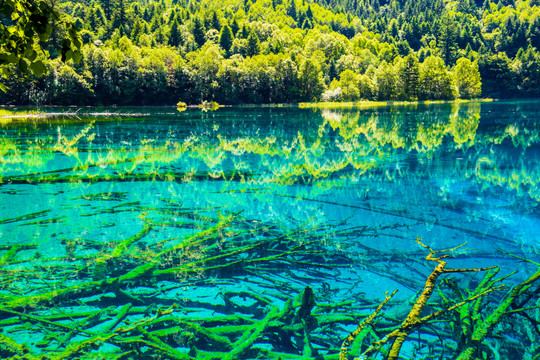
[0,215,539,360]
[339,289,398,360]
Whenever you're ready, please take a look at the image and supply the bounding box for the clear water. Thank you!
[1,101,539,359]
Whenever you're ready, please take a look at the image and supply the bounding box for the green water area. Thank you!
[1,101,539,359]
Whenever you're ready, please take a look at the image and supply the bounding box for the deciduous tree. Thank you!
[453,57,481,99]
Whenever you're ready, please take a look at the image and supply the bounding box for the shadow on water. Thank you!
[0,101,539,359]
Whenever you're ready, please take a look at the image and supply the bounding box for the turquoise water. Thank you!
[0,101,539,359]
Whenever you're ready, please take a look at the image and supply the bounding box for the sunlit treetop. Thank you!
[0,0,82,91]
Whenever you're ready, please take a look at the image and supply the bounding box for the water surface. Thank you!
[1,101,539,359]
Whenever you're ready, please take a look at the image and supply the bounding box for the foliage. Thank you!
[0,0,82,91]
[2,0,540,103]
[454,57,482,99]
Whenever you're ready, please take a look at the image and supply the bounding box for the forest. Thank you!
[1,0,540,105]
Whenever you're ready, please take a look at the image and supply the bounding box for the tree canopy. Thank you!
[1,0,540,104]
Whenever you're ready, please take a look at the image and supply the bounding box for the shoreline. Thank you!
[0,98,508,124]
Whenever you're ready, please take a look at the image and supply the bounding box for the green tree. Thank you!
[169,18,183,47]
[246,30,261,57]
[131,17,144,44]
[419,55,456,100]
[86,7,101,31]
[219,25,234,54]
[302,18,312,30]
[192,17,206,48]
[287,0,298,21]
[298,57,325,101]
[0,0,82,91]
[529,18,540,50]
[111,0,127,33]
[101,0,112,20]
[211,11,221,31]
[438,13,457,66]
[306,5,313,20]
[275,57,300,101]
[477,52,514,97]
[49,61,94,105]
[453,57,482,99]
[337,69,360,101]
[398,54,420,100]
[388,19,399,38]
[374,60,398,100]
[515,46,540,96]
[231,18,240,36]
[95,6,108,30]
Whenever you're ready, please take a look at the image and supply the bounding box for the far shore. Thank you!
[0,98,500,123]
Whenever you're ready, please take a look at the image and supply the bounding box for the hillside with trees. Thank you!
[1,0,539,105]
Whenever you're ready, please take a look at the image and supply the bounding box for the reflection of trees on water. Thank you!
[4,102,538,203]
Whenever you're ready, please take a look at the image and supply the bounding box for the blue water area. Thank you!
[0,101,539,359]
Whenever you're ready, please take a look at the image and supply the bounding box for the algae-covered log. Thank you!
[362,238,498,360]
[339,289,397,360]
[455,262,540,360]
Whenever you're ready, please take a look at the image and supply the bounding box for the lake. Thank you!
[0,101,539,359]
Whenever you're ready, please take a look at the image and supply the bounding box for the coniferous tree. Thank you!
[150,17,161,32]
[405,18,421,50]
[131,17,144,44]
[192,17,206,47]
[101,0,112,20]
[219,24,234,54]
[204,15,212,30]
[287,0,297,21]
[169,18,182,47]
[131,2,141,17]
[298,11,306,27]
[246,29,261,56]
[87,7,99,30]
[231,18,240,36]
[388,18,399,38]
[306,5,313,19]
[438,14,457,66]
[239,24,249,39]
[400,54,420,100]
[529,18,540,50]
[112,0,127,33]
[95,6,108,30]
[328,58,338,82]
[211,12,221,31]
[143,7,151,22]
[154,27,168,45]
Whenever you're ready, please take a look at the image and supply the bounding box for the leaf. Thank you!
[30,60,47,77]
[72,50,83,64]
[71,37,82,49]
[61,38,72,48]
[6,53,17,64]
[1,67,10,78]
[18,58,28,73]
[24,48,37,62]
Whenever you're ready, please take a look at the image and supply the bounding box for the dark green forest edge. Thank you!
[2,0,540,105]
